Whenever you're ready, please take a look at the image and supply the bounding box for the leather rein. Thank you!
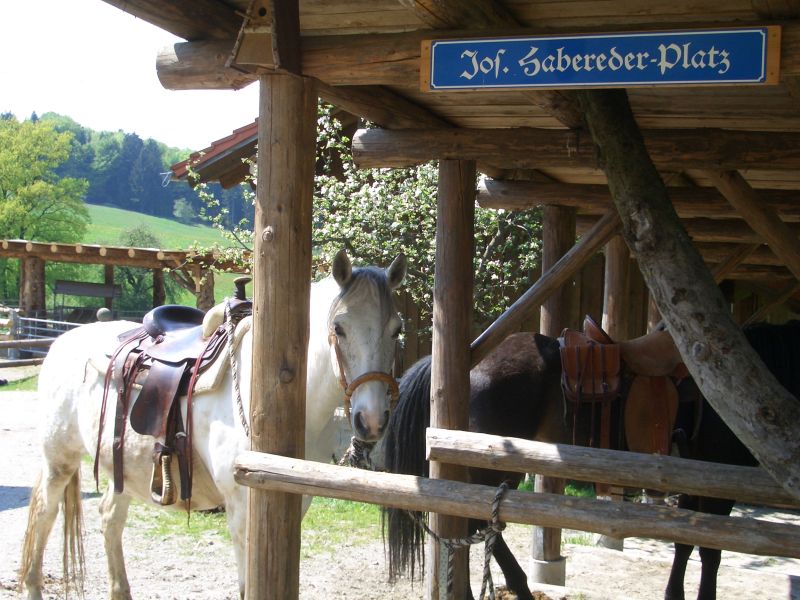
[328,329,399,419]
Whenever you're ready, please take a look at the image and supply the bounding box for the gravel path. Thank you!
[1,373,799,599]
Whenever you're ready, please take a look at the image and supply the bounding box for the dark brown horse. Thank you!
[381,321,800,600]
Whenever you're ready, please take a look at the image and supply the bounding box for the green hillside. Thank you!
[85,204,246,304]
[85,204,229,249]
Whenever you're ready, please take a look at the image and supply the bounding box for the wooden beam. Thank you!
[428,160,475,599]
[234,451,800,559]
[103,0,241,41]
[316,81,449,129]
[470,209,620,367]
[710,244,761,281]
[744,281,800,325]
[478,179,800,221]
[426,429,800,508]
[352,127,800,171]
[247,68,316,599]
[578,215,800,245]
[705,170,800,281]
[157,40,256,91]
[398,0,516,28]
[156,22,800,89]
[577,89,800,501]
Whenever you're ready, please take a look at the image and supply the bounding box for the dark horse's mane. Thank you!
[381,354,432,581]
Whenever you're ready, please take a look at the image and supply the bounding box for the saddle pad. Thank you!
[624,374,679,455]
[194,316,252,394]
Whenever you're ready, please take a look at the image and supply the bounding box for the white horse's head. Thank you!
[327,249,407,442]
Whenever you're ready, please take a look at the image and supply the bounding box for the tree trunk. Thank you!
[576,89,800,500]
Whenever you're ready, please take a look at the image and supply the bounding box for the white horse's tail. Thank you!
[19,469,86,598]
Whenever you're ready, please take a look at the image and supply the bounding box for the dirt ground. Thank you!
[1,365,799,599]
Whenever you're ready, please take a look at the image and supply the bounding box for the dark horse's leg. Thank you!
[488,527,534,600]
[665,494,698,600]
[695,497,735,600]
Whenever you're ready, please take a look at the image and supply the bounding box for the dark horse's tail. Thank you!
[382,355,432,582]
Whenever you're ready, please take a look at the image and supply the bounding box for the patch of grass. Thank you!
[86,205,228,249]
[516,477,596,499]
[563,531,596,547]
[127,500,230,543]
[0,375,39,391]
[301,497,382,558]
[123,496,383,560]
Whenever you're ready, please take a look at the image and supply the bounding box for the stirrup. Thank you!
[150,453,176,506]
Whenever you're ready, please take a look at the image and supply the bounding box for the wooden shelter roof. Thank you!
[110,0,800,297]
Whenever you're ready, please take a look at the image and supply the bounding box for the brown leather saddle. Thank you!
[559,315,684,457]
[96,294,251,506]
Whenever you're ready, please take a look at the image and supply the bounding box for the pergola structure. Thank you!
[0,239,245,314]
[96,2,800,598]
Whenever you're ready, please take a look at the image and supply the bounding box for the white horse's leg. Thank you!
[98,484,133,600]
[19,463,81,600]
[223,491,248,599]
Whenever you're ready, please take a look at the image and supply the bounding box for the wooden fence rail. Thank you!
[234,451,800,559]
[426,428,800,509]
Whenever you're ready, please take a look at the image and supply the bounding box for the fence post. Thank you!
[8,310,20,359]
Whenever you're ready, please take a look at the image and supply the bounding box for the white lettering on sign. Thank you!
[656,43,730,75]
[456,41,735,83]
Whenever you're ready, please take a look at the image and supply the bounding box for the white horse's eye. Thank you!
[334,323,346,338]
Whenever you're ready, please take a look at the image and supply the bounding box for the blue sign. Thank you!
[424,27,780,90]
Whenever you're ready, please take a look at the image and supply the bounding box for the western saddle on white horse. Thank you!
[95,277,252,506]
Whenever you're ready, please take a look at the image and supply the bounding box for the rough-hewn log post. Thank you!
[597,234,630,551]
[531,205,575,585]
[196,269,215,311]
[152,268,166,308]
[104,265,115,310]
[577,89,800,500]
[428,159,475,600]
[19,257,45,317]
[247,71,316,599]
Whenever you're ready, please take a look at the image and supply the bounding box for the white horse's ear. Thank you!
[386,253,407,290]
[332,249,352,288]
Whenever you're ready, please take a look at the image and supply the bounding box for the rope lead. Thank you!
[407,481,510,600]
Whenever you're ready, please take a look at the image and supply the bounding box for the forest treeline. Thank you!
[28,111,252,227]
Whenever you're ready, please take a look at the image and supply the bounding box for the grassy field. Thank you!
[86,204,229,249]
[85,204,244,303]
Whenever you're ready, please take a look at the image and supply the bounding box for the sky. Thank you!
[0,0,260,151]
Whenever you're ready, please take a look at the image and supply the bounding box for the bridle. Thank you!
[328,328,400,420]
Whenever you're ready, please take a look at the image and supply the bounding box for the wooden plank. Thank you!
[155,22,800,89]
[234,451,800,558]
[470,209,620,367]
[428,160,476,599]
[352,127,800,171]
[705,170,800,281]
[425,429,800,509]
[247,70,316,600]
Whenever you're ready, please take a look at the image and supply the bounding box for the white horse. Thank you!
[19,249,406,600]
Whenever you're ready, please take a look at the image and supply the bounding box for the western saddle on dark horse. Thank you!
[559,315,693,462]
[94,278,252,507]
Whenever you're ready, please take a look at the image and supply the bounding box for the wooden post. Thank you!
[152,268,166,308]
[196,269,215,311]
[597,234,629,551]
[19,257,45,317]
[247,71,316,600]
[427,159,475,600]
[104,265,115,310]
[531,205,575,585]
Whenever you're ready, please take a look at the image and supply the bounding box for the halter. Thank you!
[328,329,400,420]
